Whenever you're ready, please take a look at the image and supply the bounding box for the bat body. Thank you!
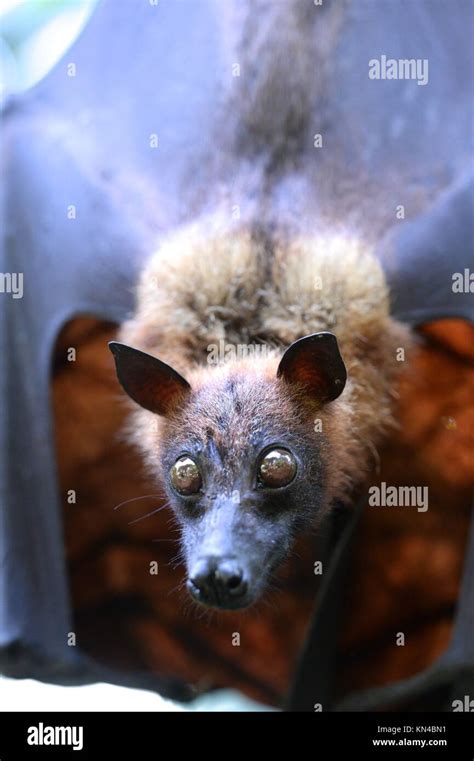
[108,0,423,611]
[111,226,409,609]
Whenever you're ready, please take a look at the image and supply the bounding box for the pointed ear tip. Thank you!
[314,331,336,341]
[108,341,128,358]
[297,331,337,343]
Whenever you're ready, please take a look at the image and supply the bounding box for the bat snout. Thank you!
[187,555,249,610]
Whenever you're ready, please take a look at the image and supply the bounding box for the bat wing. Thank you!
[378,170,474,326]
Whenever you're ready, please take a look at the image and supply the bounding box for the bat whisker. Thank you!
[127,504,169,525]
[113,494,163,511]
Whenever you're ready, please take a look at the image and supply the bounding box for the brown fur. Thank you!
[120,223,410,509]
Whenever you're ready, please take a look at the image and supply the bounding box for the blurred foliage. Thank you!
[0,0,98,101]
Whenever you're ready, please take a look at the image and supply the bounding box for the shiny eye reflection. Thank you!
[258,448,297,488]
[170,456,202,496]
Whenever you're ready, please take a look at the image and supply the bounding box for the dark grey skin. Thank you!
[159,388,325,609]
[109,333,346,610]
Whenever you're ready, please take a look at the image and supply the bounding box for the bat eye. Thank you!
[258,448,297,488]
[170,456,202,496]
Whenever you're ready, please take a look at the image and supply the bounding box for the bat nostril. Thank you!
[226,574,243,590]
[188,558,212,597]
[214,559,247,595]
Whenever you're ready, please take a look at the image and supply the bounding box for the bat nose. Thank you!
[187,556,248,609]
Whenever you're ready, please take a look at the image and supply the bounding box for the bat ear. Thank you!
[109,341,191,415]
[277,332,347,402]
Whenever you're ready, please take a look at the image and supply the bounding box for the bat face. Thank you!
[159,373,327,610]
[109,333,346,609]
